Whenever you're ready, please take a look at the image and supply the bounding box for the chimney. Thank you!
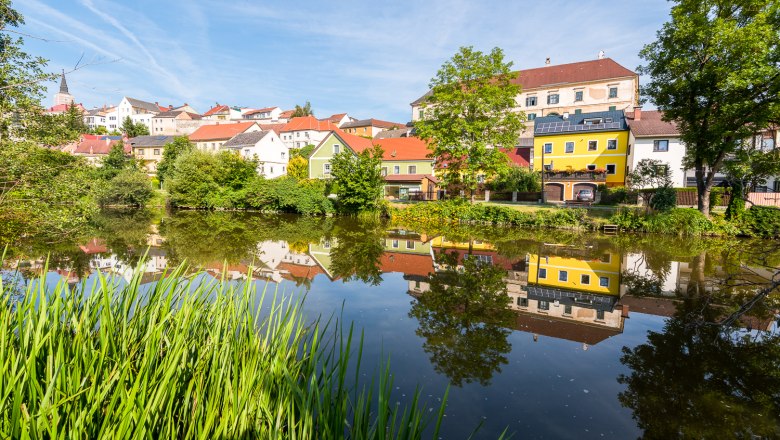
[633,106,642,121]
[598,50,606,60]
[545,57,551,65]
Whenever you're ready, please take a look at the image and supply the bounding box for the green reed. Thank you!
[0,263,446,439]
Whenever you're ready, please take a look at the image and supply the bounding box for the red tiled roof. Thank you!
[625,110,680,137]
[277,262,325,281]
[261,123,287,134]
[188,122,258,141]
[412,58,637,105]
[203,104,230,116]
[380,252,434,277]
[372,137,432,161]
[46,103,86,113]
[244,106,280,116]
[281,116,339,133]
[500,147,531,167]
[73,138,126,155]
[323,113,347,123]
[330,129,375,153]
[279,109,295,119]
[79,238,108,254]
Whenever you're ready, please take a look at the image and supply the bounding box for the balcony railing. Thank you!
[543,171,607,181]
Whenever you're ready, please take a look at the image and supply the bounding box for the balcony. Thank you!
[543,170,607,181]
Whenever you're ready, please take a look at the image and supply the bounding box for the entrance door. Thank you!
[399,187,409,200]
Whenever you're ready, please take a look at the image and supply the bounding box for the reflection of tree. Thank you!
[329,219,385,285]
[409,251,514,386]
[619,297,780,439]
[91,209,155,268]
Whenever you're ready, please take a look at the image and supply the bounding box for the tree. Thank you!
[0,0,57,143]
[287,156,308,180]
[290,144,315,159]
[489,164,541,193]
[96,169,153,207]
[99,142,132,180]
[156,136,192,185]
[90,125,108,135]
[329,145,384,212]
[121,116,149,137]
[415,46,525,202]
[291,101,313,117]
[638,1,780,216]
[627,159,676,211]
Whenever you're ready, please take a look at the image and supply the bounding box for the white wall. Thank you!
[628,133,687,187]
[234,131,289,179]
[281,129,329,149]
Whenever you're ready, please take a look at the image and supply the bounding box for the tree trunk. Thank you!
[695,163,712,217]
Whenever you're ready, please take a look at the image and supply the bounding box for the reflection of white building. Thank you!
[623,252,680,295]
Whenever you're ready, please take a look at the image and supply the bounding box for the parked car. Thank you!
[575,189,594,202]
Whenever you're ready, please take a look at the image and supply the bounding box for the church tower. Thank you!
[53,70,74,106]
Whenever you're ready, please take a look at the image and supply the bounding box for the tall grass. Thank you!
[0,264,446,439]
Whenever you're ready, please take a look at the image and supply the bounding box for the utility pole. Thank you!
[540,146,546,203]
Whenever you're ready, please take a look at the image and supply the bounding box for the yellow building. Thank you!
[533,110,629,201]
[527,251,621,297]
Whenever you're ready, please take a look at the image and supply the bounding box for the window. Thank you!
[581,274,591,284]
[324,163,331,175]
[574,109,582,114]
[323,240,331,249]
[564,304,572,315]
[584,118,603,125]
[137,149,144,155]
[153,149,160,155]
[394,165,400,174]
[408,165,417,174]
[281,152,285,159]
[599,276,610,287]
[543,164,552,171]
[392,239,399,248]
[606,164,616,175]
[559,270,568,282]
[245,149,251,156]
[543,143,553,154]
[565,142,574,153]
[609,87,618,98]
[381,167,387,176]
[418,109,425,119]
[527,113,536,121]
[587,164,596,171]
[415,280,421,290]
[653,140,669,152]
[296,132,300,138]
[539,300,550,311]
[477,174,485,183]
[609,105,616,111]
[517,297,529,307]
[607,139,617,150]
[596,309,605,320]
[259,166,265,174]
[282,166,286,172]
[538,268,547,279]
[333,144,340,154]
[588,140,598,151]
[270,166,274,173]
[211,142,216,149]
[547,94,559,105]
[526,96,537,107]
[574,90,583,102]
[406,240,414,249]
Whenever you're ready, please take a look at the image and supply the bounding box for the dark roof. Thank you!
[512,311,622,345]
[125,97,160,113]
[223,131,271,147]
[534,110,627,136]
[412,58,637,105]
[340,118,404,129]
[625,110,680,137]
[155,110,202,119]
[59,70,69,94]
[375,127,414,139]
[128,135,175,147]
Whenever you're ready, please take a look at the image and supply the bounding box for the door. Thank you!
[544,183,563,201]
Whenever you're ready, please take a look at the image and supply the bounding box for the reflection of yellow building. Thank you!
[527,252,621,296]
[430,237,495,251]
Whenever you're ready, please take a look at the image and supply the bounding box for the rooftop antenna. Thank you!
[598,50,606,60]
[545,57,551,65]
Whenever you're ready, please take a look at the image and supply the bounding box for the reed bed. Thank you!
[0,264,446,439]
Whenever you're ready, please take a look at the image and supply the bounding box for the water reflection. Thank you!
[3,209,779,438]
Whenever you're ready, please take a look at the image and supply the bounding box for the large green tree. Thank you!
[121,116,149,137]
[329,145,384,212]
[291,101,313,117]
[156,136,193,185]
[415,46,524,201]
[639,0,780,216]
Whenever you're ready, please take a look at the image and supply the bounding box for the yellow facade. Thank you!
[533,130,629,187]
[527,253,621,296]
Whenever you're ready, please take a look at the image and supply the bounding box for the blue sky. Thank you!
[18,0,671,122]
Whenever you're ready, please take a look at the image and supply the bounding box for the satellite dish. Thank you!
[598,50,606,59]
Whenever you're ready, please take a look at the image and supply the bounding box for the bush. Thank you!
[245,176,333,215]
[649,186,677,211]
[741,206,780,238]
[489,165,540,192]
[167,150,257,209]
[597,185,637,205]
[609,207,713,236]
[96,169,154,207]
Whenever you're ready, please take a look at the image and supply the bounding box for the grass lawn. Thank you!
[149,189,168,208]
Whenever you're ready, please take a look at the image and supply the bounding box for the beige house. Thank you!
[128,135,176,174]
[340,118,405,138]
[151,110,205,136]
[188,122,261,151]
[411,56,639,144]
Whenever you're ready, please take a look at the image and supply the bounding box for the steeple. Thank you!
[59,70,69,94]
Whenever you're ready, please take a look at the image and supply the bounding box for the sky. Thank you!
[17,0,672,122]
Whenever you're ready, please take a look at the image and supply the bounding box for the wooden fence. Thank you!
[747,192,780,208]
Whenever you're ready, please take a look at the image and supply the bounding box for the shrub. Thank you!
[741,206,780,238]
[245,176,333,215]
[96,169,154,207]
[597,185,636,205]
[649,186,677,211]
[489,165,541,192]
[167,150,257,209]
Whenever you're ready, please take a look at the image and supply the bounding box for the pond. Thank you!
[3,209,779,439]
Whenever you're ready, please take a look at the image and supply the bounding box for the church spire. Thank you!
[59,69,69,94]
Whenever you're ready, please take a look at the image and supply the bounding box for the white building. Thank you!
[626,108,687,187]
[279,115,339,149]
[242,106,283,123]
[116,97,162,130]
[223,129,288,178]
[151,110,205,136]
[188,121,261,151]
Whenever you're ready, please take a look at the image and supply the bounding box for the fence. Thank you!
[675,190,730,207]
[747,192,780,208]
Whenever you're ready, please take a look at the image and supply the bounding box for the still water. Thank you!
[3,209,779,439]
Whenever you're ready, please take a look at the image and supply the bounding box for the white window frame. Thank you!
[653,139,669,152]
[547,93,560,105]
[565,141,575,154]
[574,90,584,102]
[333,144,340,154]
[543,143,553,154]
[606,164,617,175]
[558,270,568,282]
[581,274,590,284]
[393,165,400,174]
[608,87,618,98]
[599,276,610,287]
[323,163,331,175]
[588,140,598,151]
[607,139,618,150]
[408,165,417,174]
[538,268,547,279]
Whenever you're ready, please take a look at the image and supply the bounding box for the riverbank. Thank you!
[390,200,780,238]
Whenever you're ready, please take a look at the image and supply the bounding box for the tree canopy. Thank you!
[329,145,385,212]
[639,0,780,216]
[415,46,524,199]
[121,116,149,138]
[291,101,313,117]
[157,136,193,185]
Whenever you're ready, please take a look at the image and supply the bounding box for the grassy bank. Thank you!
[391,200,780,238]
[0,265,446,439]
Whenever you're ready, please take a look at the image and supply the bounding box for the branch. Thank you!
[0,56,122,91]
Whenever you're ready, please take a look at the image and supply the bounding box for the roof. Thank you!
[59,71,69,94]
[375,127,414,139]
[243,106,280,116]
[372,137,432,161]
[384,174,438,184]
[625,110,680,137]
[281,116,340,133]
[380,252,434,277]
[277,262,325,281]
[47,103,85,113]
[128,135,175,147]
[189,122,258,141]
[223,131,271,147]
[203,104,230,116]
[322,113,347,123]
[125,97,161,113]
[340,118,405,129]
[279,109,295,119]
[534,110,627,136]
[412,58,637,105]
[512,311,622,345]
[73,138,127,155]
[154,110,202,119]
[500,147,531,167]
[79,238,107,254]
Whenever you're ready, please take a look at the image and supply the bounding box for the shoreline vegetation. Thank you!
[0,264,449,439]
